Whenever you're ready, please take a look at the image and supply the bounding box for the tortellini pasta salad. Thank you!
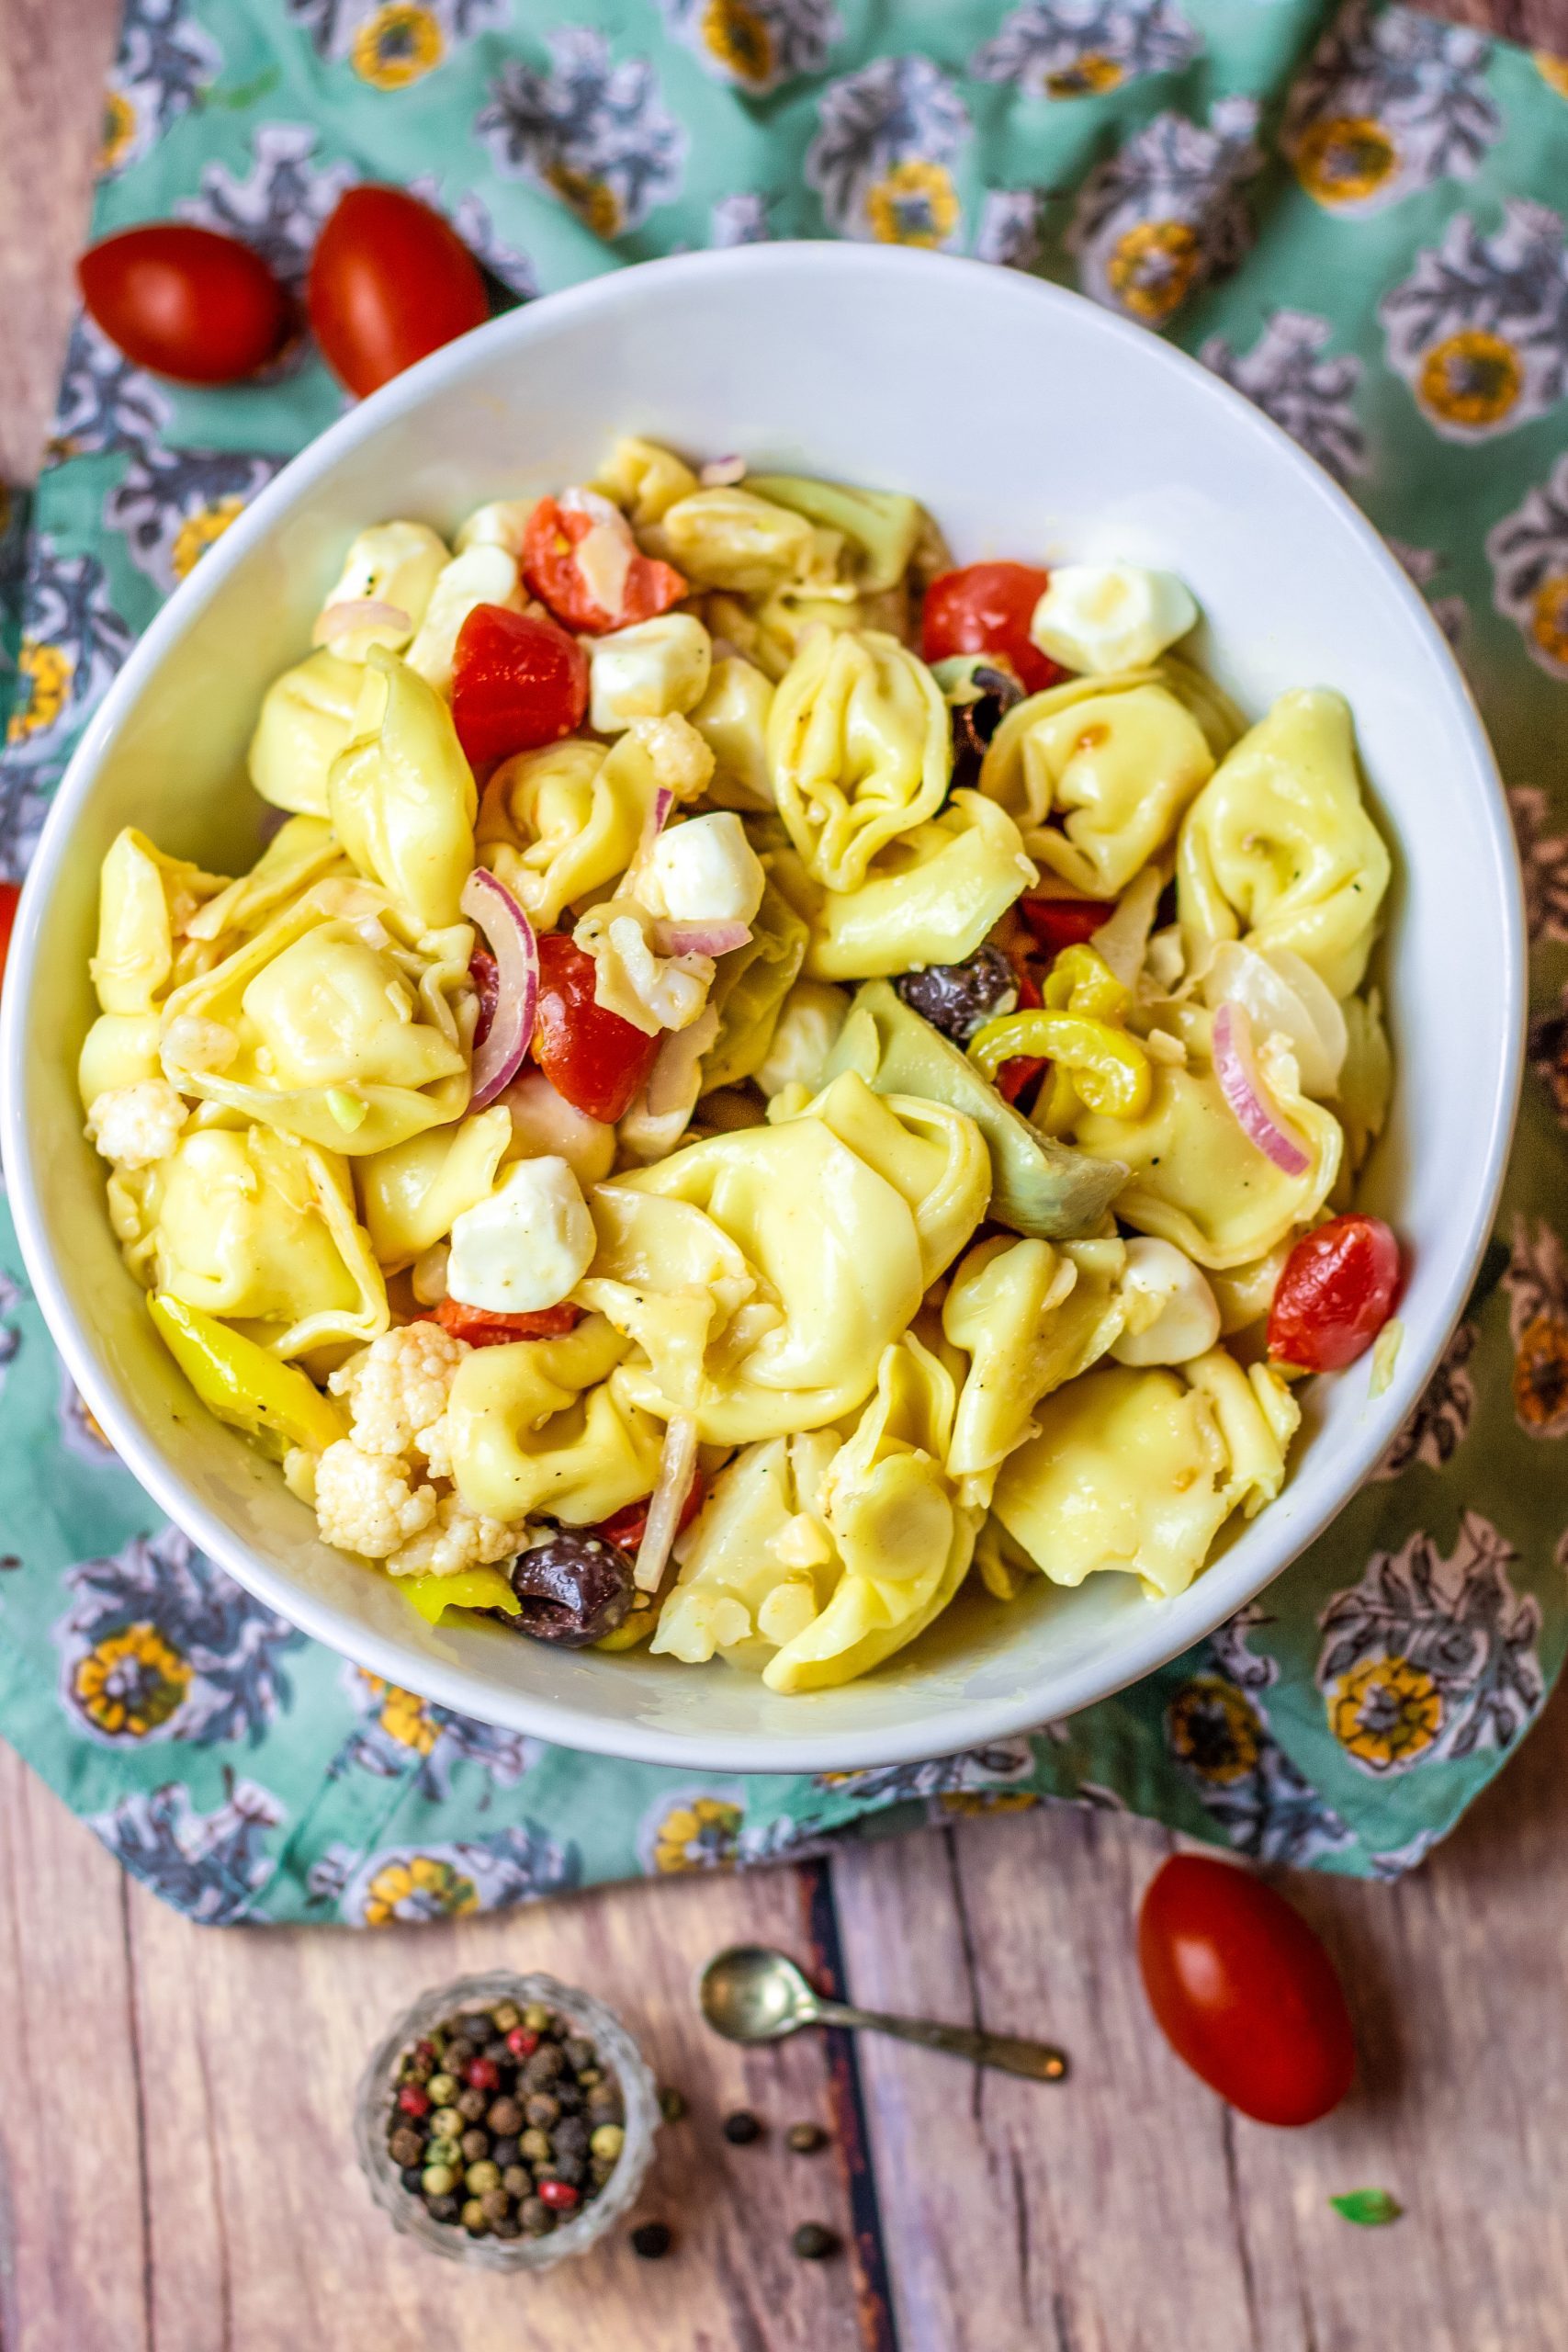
[82,440,1403,1699]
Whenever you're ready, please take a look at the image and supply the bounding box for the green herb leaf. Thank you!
[1329,2188,1403,2228]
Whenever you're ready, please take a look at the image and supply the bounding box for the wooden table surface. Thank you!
[5,6,1568,2347]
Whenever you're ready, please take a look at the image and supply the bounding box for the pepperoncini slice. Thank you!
[148,1293,346,1461]
[1043,943,1131,1023]
[970,942,1150,1127]
[404,1566,521,1624]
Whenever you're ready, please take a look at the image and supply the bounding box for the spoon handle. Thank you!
[812,1997,1067,2083]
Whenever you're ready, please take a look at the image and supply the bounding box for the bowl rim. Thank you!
[1,243,1526,1770]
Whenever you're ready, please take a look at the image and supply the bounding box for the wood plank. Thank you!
[830,1677,1568,2352]
[121,1845,866,2352]
[1424,0,1568,55]
[0,0,119,485]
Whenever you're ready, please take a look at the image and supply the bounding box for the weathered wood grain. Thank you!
[832,1678,1568,2352]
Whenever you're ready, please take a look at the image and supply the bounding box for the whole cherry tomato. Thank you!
[77,224,289,385]
[522,496,687,636]
[1138,1855,1355,2126]
[1268,1215,1402,1373]
[433,1297,582,1347]
[0,879,19,1000]
[532,933,661,1124]
[450,603,589,767]
[1018,895,1116,957]
[922,562,1064,695]
[595,1468,705,1555]
[307,186,488,398]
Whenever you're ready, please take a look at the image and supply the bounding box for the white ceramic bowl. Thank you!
[3,245,1524,1771]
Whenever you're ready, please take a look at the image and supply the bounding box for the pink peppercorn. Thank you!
[398,2084,432,2118]
[537,2178,580,2212]
[506,2029,538,2059]
[467,2057,501,2092]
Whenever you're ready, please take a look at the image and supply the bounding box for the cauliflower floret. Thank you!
[328,1322,468,1464]
[85,1079,188,1169]
[385,1493,523,1578]
[160,1014,238,1075]
[627,711,715,804]
[314,1441,437,1558]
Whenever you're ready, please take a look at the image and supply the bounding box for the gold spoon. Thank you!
[699,1945,1067,2083]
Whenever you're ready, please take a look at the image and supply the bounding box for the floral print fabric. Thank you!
[1,0,1565,1924]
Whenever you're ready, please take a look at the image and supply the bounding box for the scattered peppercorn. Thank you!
[722,2110,762,2145]
[792,2222,840,2261]
[658,2086,687,2123]
[381,1993,631,2245]
[786,2122,828,2154]
[631,2222,672,2260]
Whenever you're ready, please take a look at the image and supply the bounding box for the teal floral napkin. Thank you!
[2,0,1565,1927]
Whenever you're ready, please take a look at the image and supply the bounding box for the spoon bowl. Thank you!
[700,1946,818,2045]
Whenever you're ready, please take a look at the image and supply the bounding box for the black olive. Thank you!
[506,1530,635,1647]
[951,659,1025,764]
[895,942,1018,1044]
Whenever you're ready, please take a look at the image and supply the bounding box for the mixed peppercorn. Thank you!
[385,1996,626,2243]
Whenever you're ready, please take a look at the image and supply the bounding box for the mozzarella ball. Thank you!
[446,1156,595,1314]
[1029,564,1197,675]
[643,811,765,926]
[1111,1238,1222,1366]
[589,614,713,733]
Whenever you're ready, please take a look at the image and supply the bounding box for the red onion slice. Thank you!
[1212,1000,1312,1177]
[635,1413,700,1593]
[460,867,540,1110]
[651,919,751,958]
[311,598,411,645]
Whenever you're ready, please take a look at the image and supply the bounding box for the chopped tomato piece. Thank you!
[1267,1216,1401,1373]
[997,949,1046,1106]
[595,1467,706,1555]
[433,1297,583,1347]
[451,602,588,767]
[1018,896,1115,956]
[921,562,1064,696]
[522,495,686,635]
[532,932,660,1124]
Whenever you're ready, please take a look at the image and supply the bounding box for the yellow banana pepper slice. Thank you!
[148,1293,346,1461]
[404,1567,521,1624]
[968,1010,1151,1120]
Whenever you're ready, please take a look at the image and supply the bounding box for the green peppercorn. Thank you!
[787,2122,828,2154]
[520,2128,552,2164]
[425,2138,461,2173]
[421,2163,457,2199]
[460,2128,490,2164]
[461,2198,488,2235]
[493,2001,522,2033]
[522,2004,551,2033]
[457,2086,488,2123]
[502,2164,532,2199]
[430,2107,463,2142]
[590,2123,625,2162]
[425,2073,458,2108]
[466,2159,502,2196]
[658,2086,686,2123]
[577,2067,602,2087]
[792,2222,840,2261]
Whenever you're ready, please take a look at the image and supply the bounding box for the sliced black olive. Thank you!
[950,658,1026,764]
[506,1530,635,1647]
[895,942,1019,1045]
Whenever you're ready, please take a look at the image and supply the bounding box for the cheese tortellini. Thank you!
[87,440,1399,1702]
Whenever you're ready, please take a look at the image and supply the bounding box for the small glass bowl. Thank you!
[354,1969,660,2272]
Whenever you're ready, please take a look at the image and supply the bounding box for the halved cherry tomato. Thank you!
[1138,1854,1355,2126]
[77,224,290,385]
[922,562,1064,696]
[996,950,1045,1107]
[532,932,661,1124]
[1018,895,1116,957]
[0,880,19,1000]
[595,1467,705,1555]
[451,602,589,767]
[522,496,687,636]
[1268,1215,1401,1374]
[433,1297,583,1347]
[307,186,488,399]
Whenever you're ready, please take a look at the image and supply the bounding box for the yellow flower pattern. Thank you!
[170,497,249,582]
[1416,329,1523,429]
[649,1794,744,1872]
[1165,1674,1262,1784]
[701,0,775,87]
[1293,114,1399,207]
[865,159,960,247]
[1106,218,1201,321]
[73,1623,192,1737]
[1328,1656,1443,1768]
[352,4,444,89]
[99,90,138,174]
[6,640,73,743]
[363,1852,479,1926]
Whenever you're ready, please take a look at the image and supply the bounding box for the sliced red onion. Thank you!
[700,455,747,487]
[651,919,751,958]
[635,1413,700,1593]
[627,785,676,881]
[460,867,540,1110]
[1212,1000,1312,1177]
[311,597,411,646]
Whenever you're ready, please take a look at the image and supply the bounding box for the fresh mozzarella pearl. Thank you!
[589,614,713,732]
[405,546,523,696]
[1029,564,1198,675]
[446,1156,595,1314]
[1111,1238,1222,1365]
[643,811,765,926]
